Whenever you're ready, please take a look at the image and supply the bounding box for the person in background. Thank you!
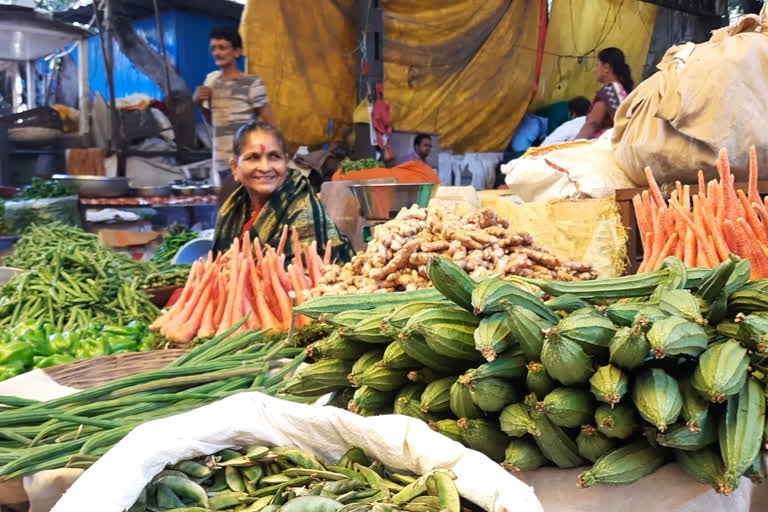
[540,96,591,146]
[194,26,276,186]
[395,133,433,165]
[213,122,355,262]
[575,47,634,140]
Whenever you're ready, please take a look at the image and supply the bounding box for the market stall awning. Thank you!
[0,7,90,61]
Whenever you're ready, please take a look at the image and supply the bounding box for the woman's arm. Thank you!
[575,101,608,140]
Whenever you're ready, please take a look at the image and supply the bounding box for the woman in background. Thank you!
[575,47,634,140]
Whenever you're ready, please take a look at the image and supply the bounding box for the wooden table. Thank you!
[615,181,768,274]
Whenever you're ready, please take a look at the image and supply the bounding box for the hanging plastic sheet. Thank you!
[531,0,658,110]
[382,0,543,153]
[240,1,357,148]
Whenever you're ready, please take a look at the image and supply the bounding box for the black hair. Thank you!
[210,26,243,50]
[413,133,431,146]
[598,47,634,93]
[568,96,591,117]
[233,121,287,158]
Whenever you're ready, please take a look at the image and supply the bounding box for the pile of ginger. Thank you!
[312,205,597,296]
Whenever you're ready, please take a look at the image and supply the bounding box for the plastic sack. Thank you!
[3,195,81,233]
[612,5,768,185]
[52,392,543,512]
[502,132,639,202]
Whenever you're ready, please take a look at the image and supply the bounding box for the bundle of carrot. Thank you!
[150,227,331,343]
[634,146,768,278]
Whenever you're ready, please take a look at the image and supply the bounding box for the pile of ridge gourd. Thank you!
[289,254,768,493]
[128,445,476,512]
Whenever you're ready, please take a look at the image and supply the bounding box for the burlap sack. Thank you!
[612,5,768,185]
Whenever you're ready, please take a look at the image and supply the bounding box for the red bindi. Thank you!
[259,144,265,153]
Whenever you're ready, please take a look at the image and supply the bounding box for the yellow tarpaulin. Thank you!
[383,0,543,153]
[532,0,658,110]
[240,1,357,148]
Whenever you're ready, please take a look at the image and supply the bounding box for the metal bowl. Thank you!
[348,183,439,220]
[52,174,130,198]
[130,184,172,197]
[171,184,211,197]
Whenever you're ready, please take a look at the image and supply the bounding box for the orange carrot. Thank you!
[637,232,653,274]
[253,272,279,331]
[673,201,718,266]
[229,258,249,331]
[212,270,227,327]
[736,189,768,246]
[695,197,730,262]
[217,250,242,335]
[650,233,679,270]
[735,218,767,279]
[697,170,706,200]
[324,240,333,266]
[715,183,726,227]
[268,253,293,327]
[722,218,738,253]
[253,238,265,267]
[291,226,305,275]
[752,200,768,240]
[197,298,215,339]
[748,145,760,203]
[683,226,696,267]
[648,208,666,266]
[706,180,717,213]
[644,167,666,209]
[309,241,324,286]
[276,225,289,256]
[673,237,684,260]
[272,251,292,292]
[675,182,683,204]
[175,285,213,343]
[641,191,654,241]
[241,231,252,262]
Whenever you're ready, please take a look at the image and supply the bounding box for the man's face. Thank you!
[210,38,242,68]
[415,138,432,159]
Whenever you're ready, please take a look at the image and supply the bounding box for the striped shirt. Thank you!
[204,71,269,171]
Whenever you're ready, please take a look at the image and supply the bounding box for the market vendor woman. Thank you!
[212,122,355,262]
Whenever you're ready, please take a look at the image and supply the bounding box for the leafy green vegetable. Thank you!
[339,158,385,175]
[15,178,74,200]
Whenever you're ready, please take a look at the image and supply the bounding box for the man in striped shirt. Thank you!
[194,26,276,185]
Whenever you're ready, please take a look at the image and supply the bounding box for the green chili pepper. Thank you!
[33,354,76,369]
[0,342,34,367]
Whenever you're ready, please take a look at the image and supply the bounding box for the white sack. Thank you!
[52,392,543,512]
[502,131,640,202]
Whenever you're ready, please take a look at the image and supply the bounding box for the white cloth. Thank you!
[52,391,543,512]
[540,116,586,146]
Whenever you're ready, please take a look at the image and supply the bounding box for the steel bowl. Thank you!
[348,183,438,220]
[130,184,172,197]
[171,184,209,196]
[52,174,130,198]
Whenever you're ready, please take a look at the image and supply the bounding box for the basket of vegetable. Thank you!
[2,178,79,233]
[43,348,188,389]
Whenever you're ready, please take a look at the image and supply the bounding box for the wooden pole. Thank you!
[78,37,90,136]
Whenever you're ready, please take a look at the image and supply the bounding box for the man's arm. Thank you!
[193,85,213,124]
[258,104,276,126]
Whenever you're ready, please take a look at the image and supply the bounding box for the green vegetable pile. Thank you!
[129,445,472,512]
[152,226,199,265]
[340,158,385,175]
[139,264,192,290]
[1,223,160,330]
[289,255,768,494]
[0,320,157,382]
[0,324,305,480]
[15,177,75,200]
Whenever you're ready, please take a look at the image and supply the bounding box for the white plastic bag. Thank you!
[52,392,542,512]
[502,132,640,202]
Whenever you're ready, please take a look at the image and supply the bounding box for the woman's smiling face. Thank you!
[230,129,289,202]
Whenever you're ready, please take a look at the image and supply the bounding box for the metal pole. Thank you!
[95,0,124,176]
[78,37,90,135]
[25,61,35,109]
[11,65,21,113]
[151,0,172,97]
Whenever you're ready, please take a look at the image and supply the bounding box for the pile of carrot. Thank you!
[634,146,768,278]
[150,227,330,343]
